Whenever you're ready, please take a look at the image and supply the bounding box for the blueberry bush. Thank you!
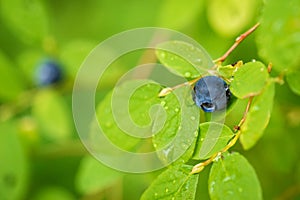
[0,0,300,199]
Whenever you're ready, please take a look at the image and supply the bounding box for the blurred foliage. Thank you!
[0,0,300,199]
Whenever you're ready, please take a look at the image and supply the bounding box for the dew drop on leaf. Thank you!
[184,72,191,77]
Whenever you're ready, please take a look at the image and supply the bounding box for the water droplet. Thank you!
[153,143,157,148]
[181,143,188,149]
[173,180,176,184]
[252,59,256,62]
[165,188,169,193]
[200,138,204,141]
[171,197,175,200]
[184,72,191,77]
[160,52,166,58]
[160,101,166,106]
[175,108,179,112]
[190,116,196,120]
[164,106,168,110]
[260,67,264,71]
[178,126,182,131]
[195,58,202,65]
[223,177,231,182]
[194,131,198,137]
[154,192,158,197]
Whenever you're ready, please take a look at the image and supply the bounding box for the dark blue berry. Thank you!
[193,76,230,112]
[35,59,63,86]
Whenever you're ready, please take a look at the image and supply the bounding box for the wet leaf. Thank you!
[208,152,262,200]
[141,165,199,200]
[230,61,269,99]
[240,82,275,150]
[156,40,214,78]
[193,122,234,160]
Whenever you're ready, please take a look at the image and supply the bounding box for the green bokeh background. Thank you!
[0,0,300,199]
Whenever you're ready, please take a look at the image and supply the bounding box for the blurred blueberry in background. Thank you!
[35,59,63,86]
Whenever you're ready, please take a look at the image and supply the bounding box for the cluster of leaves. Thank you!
[98,39,273,199]
[0,0,300,199]
[90,0,300,199]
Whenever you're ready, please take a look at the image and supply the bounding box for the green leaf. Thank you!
[230,61,269,99]
[156,41,214,79]
[286,70,300,96]
[217,61,243,79]
[94,81,151,151]
[95,80,199,164]
[141,165,199,200]
[256,0,300,72]
[1,0,49,44]
[75,155,122,195]
[208,152,262,200]
[240,82,275,149]
[217,65,236,79]
[207,0,261,37]
[193,122,234,160]
[33,187,75,200]
[157,0,203,30]
[60,40,96,79]
[0,51,25,102]
[152,86,200,164]
[0,122,29,200]
[32,89,72,142]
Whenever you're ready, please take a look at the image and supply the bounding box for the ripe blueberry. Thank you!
[193,76,230,112]
[35,59,63,86]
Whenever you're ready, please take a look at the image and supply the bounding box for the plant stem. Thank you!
[214,23,260,64]
[191,96,254,174]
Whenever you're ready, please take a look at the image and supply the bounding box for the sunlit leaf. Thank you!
[208,152,262,200]
[32,89,72,142]
[156,40,214,78]
[207,0,261,37]
[141,165,199,200]
[240,82,275,150]
[75,155,122,195]
[193,122,234,160]
[256,0,300,71]
[286,70,300,96]
[230,61,269,99]
[0,122,28,200]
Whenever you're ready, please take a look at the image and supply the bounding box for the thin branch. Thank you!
[191,96,254,174]
[214,23,260,64]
